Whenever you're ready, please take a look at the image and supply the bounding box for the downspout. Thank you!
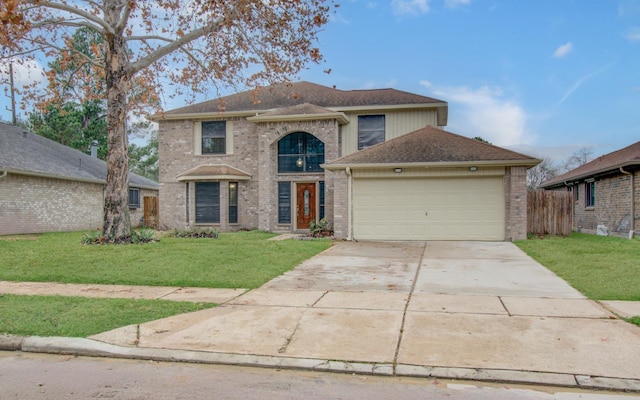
[563,181,576,232]
[0,170,7,179]
[346,167,353,241]
[620,167,635,238]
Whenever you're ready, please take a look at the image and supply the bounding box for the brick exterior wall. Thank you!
[0,173,158,236]
[129,188,160,228]
[566,170,639,237]
[158,117,340,233]
[503,166,528,241]
[329,169,349,239]
[0,173,103,235]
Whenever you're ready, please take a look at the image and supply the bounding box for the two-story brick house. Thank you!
[156,81,538,241]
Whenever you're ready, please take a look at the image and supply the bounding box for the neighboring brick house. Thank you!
[0,122,159,235]
[541,140,640,238]
[155,81,539,241]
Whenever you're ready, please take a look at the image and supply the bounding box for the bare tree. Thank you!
[527,158,559,189]
[563,146,594,172]
[1,0,333,242]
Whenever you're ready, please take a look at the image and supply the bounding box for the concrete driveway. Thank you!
[90,241,640,388]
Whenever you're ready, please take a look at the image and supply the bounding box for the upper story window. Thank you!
[278,132,324,173]
[585,181,595,208]
[202,121,226,154]
[358,115,385,150]
[194,120,233,155]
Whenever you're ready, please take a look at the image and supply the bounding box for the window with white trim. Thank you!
[202,121,226,154]
[358,115,385,150]
[195,120,233,155]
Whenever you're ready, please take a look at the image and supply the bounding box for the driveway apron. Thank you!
[91,241,640,382]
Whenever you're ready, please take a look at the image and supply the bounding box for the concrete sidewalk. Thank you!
[2,241,640,391]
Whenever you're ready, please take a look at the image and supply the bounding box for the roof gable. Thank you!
[0,122,158,189]
[324,126,539,168]
[542,140,640,187]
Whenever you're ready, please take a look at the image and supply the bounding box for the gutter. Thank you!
[620,167,636,238]
[323,159,541,171]
[0,170,7,180]
[542,161,640,189]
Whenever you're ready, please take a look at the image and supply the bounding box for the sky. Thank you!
[1,0,639,162]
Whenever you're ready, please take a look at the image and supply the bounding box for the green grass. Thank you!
[515,233,640,301]
[0,230,332,289]
[0,294,216,337]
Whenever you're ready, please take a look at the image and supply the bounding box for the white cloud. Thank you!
[421,81,533,146]
[0,58,46,87]
[626,27,640,42]
[391,0,430,15]
[556,65,610,107]
[445,0,471,8]
[553,42,573,58]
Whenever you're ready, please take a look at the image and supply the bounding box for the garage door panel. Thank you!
[353,177,504,241]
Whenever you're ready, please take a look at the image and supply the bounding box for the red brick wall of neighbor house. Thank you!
[595,174,634,234]
[504,166,528,241]
[0,173,103,235]
[552,170,639,237]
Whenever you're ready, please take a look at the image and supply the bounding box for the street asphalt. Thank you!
[1,240,640,392]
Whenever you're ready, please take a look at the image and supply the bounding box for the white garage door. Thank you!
[353,176,505,241]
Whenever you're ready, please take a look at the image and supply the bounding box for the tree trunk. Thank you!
[102,5,131,241]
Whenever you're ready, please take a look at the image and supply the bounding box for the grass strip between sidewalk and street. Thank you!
[0,294,216,337]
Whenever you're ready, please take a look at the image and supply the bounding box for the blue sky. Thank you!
[1,0,638,162]
[296,0,640,161]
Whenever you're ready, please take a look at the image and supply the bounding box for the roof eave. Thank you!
[176,174,252,182]
[328,102,448,114]
[323,159,541,171]
[152,102,449,122]
[150,110,258,121]
[1,167,106,185]
[247,112,350,125]
[541,160,640,188]
[2,167,159,190]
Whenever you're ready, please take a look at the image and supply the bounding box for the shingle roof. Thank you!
[0,122,158,189]
[176,164,252,181]
[163,81,446,115]
[541,140,640,188]
[324,126,539,168]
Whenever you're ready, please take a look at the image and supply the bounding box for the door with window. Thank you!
[296,183,316,229]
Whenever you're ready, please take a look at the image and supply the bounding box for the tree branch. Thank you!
[127,19,224,75]
[31,19,104,35]
[25,0,113,33]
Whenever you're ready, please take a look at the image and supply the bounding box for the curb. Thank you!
[2,334,640,392]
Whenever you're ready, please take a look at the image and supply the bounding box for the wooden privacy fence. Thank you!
[143,196,159,228]
[527,190,573,236]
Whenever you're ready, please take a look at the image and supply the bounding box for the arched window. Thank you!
[278,132,325,173]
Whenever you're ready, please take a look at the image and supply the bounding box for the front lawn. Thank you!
[0,230,330,337]
[0,294,216,337]
[515,233,640,301]
[0,230,332,289]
